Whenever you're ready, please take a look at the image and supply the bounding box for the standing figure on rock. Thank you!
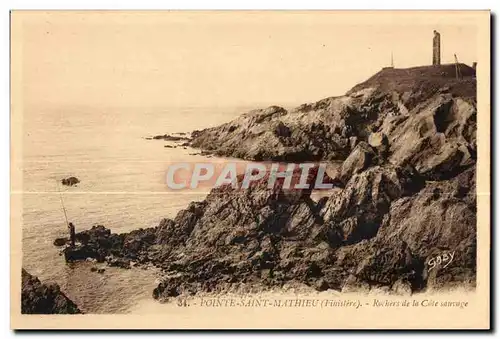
[68,222,76,247]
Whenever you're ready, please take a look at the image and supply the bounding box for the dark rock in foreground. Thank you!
[53,237,67,246]
[60,225,156,268]
[21,269,81,314]
[55,161,475,299]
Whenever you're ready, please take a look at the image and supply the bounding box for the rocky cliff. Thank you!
[56,64,477,299]
[21,269,81,314]
[190,64,476,176]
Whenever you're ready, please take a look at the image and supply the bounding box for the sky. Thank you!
[14,11,480,108]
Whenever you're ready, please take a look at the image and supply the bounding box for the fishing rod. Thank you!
[56,180,69,228]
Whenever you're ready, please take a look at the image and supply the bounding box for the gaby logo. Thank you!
[165,162,336,191]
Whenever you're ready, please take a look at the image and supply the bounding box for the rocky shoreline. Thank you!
[54,63,477,302]
[21,269,81,314]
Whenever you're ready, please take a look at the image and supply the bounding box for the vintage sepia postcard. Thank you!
[10,10,491,330]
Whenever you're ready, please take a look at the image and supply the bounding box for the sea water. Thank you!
[19,103,247,313]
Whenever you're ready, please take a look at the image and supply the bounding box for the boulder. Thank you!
[274,121,291,138]
[63,244,106,263]
[376,168,476,289]
[53,237,67,247]
[339,142,377,184]
[321,164,423,245]
[387,97,476,180]
[107,257,131,269]
[61,177,80,186]
[21,269,81,314]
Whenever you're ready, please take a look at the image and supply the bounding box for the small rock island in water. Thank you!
[61,176,80,187]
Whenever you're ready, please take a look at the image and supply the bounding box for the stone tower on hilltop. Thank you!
[433,30,441,65]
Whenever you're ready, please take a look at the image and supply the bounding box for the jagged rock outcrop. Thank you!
[385,96,476,180]
[321,164,424,246]
[377,167,476,289]
[21,269,81,314]
[60,225,156,267]
[164,64,476,296]
[151,133,191,141]
[56,64,477,299]
[338,141,379,184]
[189,64,476,178]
